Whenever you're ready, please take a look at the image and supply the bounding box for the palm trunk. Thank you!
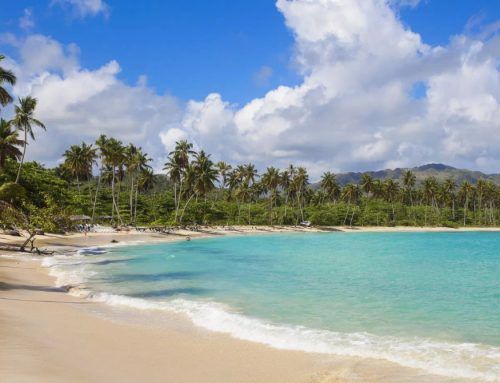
[129,174,134,222]
[463,196,468,227]
[179,193,195,224]
[15,130,27,184]
[91,171,102,223]
[76,175,81,194]
[134,182,139,225]
[112,168,123,225]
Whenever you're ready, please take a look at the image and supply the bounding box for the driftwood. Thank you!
[1,231,54,256]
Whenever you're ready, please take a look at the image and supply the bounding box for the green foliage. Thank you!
[0,182,26,204]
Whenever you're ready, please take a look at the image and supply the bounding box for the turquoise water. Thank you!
[46,232,500,381]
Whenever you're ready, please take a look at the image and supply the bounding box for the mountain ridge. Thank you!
[329,163,500,186]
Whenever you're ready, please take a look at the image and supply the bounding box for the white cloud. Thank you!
[2,35,180,171]
[3,0,500,178]
[19,8,35,30]
[162,0,500,177]
[51,0,110,18]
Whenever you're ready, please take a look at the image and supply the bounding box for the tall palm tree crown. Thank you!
[0,54,16,108]
[0,119,23,169]
[13,96,46,183]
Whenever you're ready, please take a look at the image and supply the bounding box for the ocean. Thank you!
[44,232,500,381]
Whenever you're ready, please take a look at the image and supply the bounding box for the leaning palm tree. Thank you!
[341,183,360,226]
[0,119,23,169]
[13,96,45,183]
[0,54,16,109]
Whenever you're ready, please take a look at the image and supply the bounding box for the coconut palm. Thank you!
[442,177,456,219]
[0,119,23,169]
[261,166,281,224]
[13,96,45,183]
[383,179,400,222]
[459,180,474,227]
[292,167,308,222]
[62,142,97,193]
[341,183,361,226]
[99,137,125,224]
[126,145,151,223]
[360,173,374,198]
[402,170,416,205]
[320,171,339,203]
[216,161,232,189]
[0,54,16,108]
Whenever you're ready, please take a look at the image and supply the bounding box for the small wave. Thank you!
[77,247,108,256]
[82,292,500,382]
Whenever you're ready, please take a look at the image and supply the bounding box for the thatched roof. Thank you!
[69,215,91,221]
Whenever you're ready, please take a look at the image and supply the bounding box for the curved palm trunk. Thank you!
[343,198,351,226]
[111,168,123,225]
[179,193,195,224]
[15,130,27,184]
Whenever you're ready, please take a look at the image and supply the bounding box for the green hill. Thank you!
[332,164,500,186]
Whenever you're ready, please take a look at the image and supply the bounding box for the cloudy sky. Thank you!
[2,0,500,178]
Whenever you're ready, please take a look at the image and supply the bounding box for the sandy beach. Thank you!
[1,227,497,383]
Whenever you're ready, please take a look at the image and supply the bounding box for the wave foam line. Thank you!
[86,292,499,382]
[42,255,500,382]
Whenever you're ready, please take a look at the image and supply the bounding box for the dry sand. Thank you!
[1,227,493,383]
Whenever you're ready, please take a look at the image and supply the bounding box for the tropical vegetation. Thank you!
[1,53,499,232]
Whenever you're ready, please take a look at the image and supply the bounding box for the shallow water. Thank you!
[45,232,500,381]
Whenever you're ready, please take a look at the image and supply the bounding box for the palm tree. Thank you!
[292,167,308,222]
[0,119,23,169]
[279,165,295,223]
[459,180,473,227]
[261,166,281,224]
[0,54,16,109]
[166,140,196,223]
[126,144,151,223]
[360,173,374,198]
[134,168,155,223]
[383,179,400,223]
[402,170,416,205]
[341,183,360,226]
[320,171,339,203]
[216,161,232,189]
[13,96,45,183]
[442,177,456,219]
[62,142,97,193]
[99,137,125,224]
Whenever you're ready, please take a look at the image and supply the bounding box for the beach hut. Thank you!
[69,215,91,222]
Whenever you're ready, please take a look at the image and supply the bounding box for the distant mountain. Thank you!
[328,163,500,186]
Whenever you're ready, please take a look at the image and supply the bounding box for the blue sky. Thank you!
[2,0,500,105]
[1,0,500,175]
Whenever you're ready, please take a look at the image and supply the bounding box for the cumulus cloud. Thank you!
[51,0,110,18]
[160,0,500,177]
[19,8,35,30]
[2,35,180,170]
[3,0,500,178]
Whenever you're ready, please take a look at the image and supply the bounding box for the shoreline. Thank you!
[1,228,497,382]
